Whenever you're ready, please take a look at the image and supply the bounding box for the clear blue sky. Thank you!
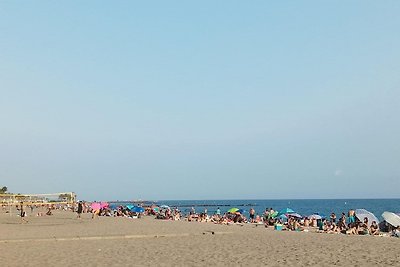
[1,1,399,200]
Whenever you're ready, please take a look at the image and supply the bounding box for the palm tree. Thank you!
[0,186,7,194]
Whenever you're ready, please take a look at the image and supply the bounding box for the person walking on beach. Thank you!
[77,201,83,219]
[20,202,28,223]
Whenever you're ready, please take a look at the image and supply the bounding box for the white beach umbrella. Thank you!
[382,212,400,227]
[355,209,379,226]
[308,214,322,220]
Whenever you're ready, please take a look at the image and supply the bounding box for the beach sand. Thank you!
[1,210,399,266]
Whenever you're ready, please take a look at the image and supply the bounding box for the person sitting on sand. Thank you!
[346,223,358,235]
[330,213,337,224]
[358,217,370,235]
[310,218,317,227]
[249,208,255,223]
[341,212,346,222]
[337,217,348,233]
[303,217,310,227]
[370,221,379,235]
[263,208,269,221]
[323,221,332,233]
[391,226,400,237]
[293,219,302,231]
[317,219,325,232]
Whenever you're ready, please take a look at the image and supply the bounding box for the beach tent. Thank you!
[382,212,400,227]
[355,209,379,226]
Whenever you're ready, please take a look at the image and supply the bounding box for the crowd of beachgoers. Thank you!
[3,201,400,238]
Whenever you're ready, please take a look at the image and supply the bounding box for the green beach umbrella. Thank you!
[270,211,279,218]
[227,208,239,213]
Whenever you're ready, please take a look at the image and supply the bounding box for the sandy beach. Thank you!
[0,210,399,267]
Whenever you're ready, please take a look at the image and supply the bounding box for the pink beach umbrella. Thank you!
[100,202,109,209]
[91,202,101,211]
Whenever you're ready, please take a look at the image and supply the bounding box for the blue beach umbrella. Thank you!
[237,209,246,214]
[131,206,145,213]
[109,204,119,210]
[278,208,295,216]
[278,214,288,221]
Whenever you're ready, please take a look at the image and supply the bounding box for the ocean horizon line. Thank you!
[103,197,400,203]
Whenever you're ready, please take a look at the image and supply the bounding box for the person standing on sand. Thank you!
[348,209,355,224]
[77,201,83,219]
[20,202,28,223]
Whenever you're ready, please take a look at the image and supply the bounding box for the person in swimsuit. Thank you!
[249,208,255,223]
[370,221,379,235]
[348,209,355,224]
[330,213,337,224]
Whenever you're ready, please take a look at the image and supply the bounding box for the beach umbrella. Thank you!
[278,214,288,220]
[131,206,145,213]
[160,205,170,209]
[100,202,109,209]
[237,209,246,214]
[152,206,160,212]
[288,213,302,218]
[382,212,400,227]
[109,204,119,210]
[270,211,279,218]
[91,202,101,211]
[126,205,134,210]
[308,214,323,220]
[355,209,379,226]
[277,208,295,216]
[227,208,239,213]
